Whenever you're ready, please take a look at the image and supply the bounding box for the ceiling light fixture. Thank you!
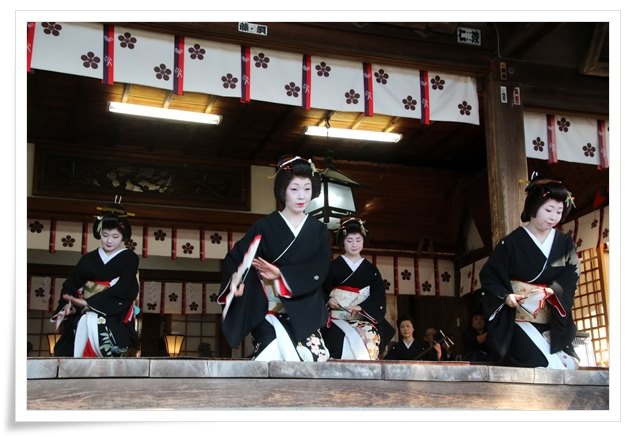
[108,102,222,125]
[303,126,402,143]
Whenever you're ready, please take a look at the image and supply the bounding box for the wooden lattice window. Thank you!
[572,245,609,367]
[169,314,218,357]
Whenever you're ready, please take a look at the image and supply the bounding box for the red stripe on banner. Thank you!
[470,262,476,293]
[597,207,605,248]
[142,225,148,258]
[420,70,430,125]
[27,22,36,72]
[160,282,166,315]
[49,220,56,253]
[433,256,441,297]
[597,120,609,169]
[81,222,88,254]
[171,228,177,260]
[202,283,207,314]
[241,45,251,103]
[363,63,374,117]
[546,114,558,163]
[103,25,115,85]
[302,54,312,110]
[173,35,185,95]
[200,230,205,261]
[414,258,421,296]
[50,277,56,312]
[393,256,399,296]
[182,283,187,314]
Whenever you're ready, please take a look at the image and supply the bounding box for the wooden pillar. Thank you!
[483,59,528,248]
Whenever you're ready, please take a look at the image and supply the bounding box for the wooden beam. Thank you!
[483,60,528,247]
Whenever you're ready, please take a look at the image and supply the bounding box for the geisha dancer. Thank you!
[321,216,392,360]
[479,173,580,369]
[50,198,139,357]
[217,155,331,361]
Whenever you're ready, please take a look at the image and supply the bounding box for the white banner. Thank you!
[249,47,304,107]
[372,64,421,119]
[428,71,480,125]
[183,39,243,98]
[30,22,103,79]
[27,219,50,251]
[113,26,174,90]
[309,56,365,113]
[397,256,416,295]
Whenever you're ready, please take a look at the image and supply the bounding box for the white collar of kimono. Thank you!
[522,226,555,258]
[341,255,364,272]
[278,211,308,237]
[98,246,127,264]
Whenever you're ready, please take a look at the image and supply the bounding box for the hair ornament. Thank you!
[337,216,368,236]
[95,195,136,218]
[269,155,322,179]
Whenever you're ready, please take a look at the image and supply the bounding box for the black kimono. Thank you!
[383,338,433,361]
[51,248,139,357]
[218,211,331,361]
[321,256,393,360]
[479,227,580,368]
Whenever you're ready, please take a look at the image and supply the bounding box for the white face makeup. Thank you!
[530,198,564,233]
[100,228,124,255]
[284,176,313,214]
[343,232,364,257]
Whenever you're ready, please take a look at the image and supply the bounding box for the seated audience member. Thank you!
[461,311,497,363]
[383,316,428,360]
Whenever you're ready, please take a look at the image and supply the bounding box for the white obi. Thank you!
[329,285,370,320]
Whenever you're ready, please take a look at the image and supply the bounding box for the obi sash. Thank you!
[511,280,551,324]
[329,285,374,322]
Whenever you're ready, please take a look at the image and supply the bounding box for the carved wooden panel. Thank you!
[33,145,250,211]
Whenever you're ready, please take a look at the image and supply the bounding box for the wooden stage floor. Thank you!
[26,357,609,410]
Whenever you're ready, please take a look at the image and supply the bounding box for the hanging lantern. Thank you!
[307,161,360,230]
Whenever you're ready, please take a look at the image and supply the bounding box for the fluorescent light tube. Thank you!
[303,126,402,143]
[109,102,222,125]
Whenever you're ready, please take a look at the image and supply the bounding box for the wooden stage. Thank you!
[26,357,609,410]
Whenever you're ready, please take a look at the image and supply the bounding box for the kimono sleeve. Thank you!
[479,239,515,303]
[54,255,90,314]
[547,234,580,311]
[360,264,387,324]
[479,238,516,358]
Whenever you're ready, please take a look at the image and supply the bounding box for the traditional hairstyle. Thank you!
[335,215,368,250]
[273,155,322,211]
[520,172,575,223]
[92,196,134,241]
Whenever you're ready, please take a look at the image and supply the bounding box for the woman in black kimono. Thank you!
[50,200,139,357]
[322,216,392,360]
[383,315,429,360]
[479,173,580,369]
[217,155,331,361]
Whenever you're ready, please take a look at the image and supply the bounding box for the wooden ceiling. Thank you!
[26,22,609,254]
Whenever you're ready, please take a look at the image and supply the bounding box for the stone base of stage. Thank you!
[26,357,609,410]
